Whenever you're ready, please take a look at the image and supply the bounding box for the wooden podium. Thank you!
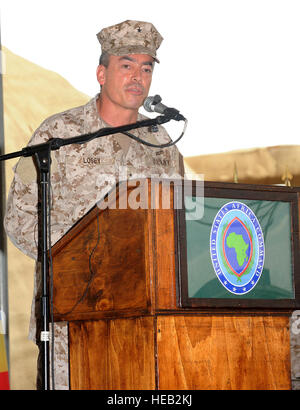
[51,179,295,390]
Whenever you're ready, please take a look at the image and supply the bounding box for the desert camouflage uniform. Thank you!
[4,94,184,389]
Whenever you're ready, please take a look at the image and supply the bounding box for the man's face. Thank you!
[97,54,154,113]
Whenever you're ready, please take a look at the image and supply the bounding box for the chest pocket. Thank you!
[127,147,174,177]
[65,146,119,193]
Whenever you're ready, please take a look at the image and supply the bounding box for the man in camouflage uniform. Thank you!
[4,20,184,389]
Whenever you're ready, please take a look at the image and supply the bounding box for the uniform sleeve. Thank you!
[4,120,56,260]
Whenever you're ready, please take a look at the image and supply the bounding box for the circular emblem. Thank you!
[210,201,265,295]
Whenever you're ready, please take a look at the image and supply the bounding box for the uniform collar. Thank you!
[83,94,105,133]
[83,93,162,150]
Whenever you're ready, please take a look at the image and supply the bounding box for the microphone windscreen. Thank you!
[143,96,155,112]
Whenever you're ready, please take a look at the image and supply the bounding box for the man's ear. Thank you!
[96,65,106,86]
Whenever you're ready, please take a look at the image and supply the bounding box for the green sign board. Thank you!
[186,197,293,299]
[176,182,300,310]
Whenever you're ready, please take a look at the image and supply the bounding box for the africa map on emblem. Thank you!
[210,201,265,295]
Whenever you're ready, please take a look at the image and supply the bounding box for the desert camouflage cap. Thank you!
[97,20,163,63]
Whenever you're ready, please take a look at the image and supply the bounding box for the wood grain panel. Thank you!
[69,317,155,390]
[153,182,178,310]
[155,209,177,310]
[52,207,150,321]
[69,320,107,390]
[156,315,291,390]
[106,316,155,390]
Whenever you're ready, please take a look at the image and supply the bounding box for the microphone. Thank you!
[143,95,186,121]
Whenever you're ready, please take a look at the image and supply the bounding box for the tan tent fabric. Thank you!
[184,145,300,186]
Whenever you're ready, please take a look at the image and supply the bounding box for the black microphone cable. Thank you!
[121,117,188,148]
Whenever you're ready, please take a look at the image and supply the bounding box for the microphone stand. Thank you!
[0,113,176,390]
